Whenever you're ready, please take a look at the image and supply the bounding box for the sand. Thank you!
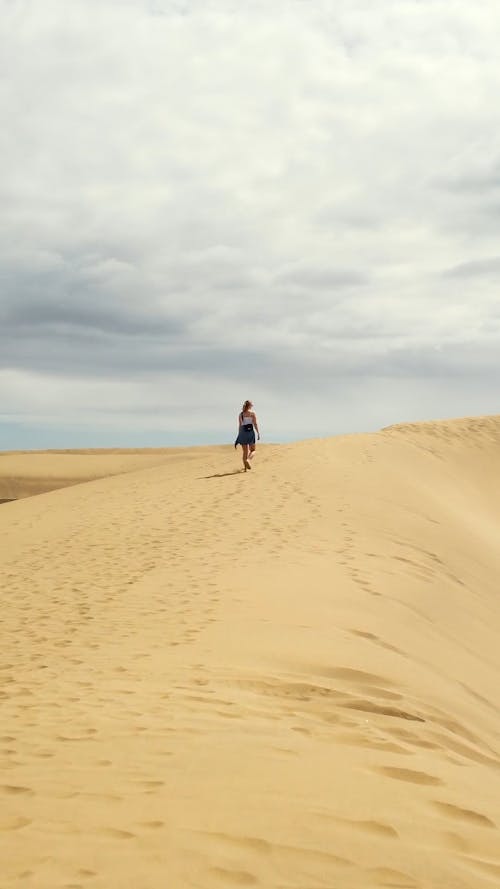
[0,447,229,500]
[1,415,500,889]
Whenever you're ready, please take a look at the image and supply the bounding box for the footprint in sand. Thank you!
[462,858,500,878]
[346,819,399,839]
[376,767,443,786]
[99,827,136,839]
[1,784,34,795]
[432,801,496,828]
[368,866,418,887]
[341,700,426,723]
[208,867,258,885]
[0,816,32,831]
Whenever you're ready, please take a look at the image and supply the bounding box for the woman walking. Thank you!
[235,400,260,471]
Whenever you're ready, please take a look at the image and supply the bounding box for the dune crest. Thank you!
[1,416,500,888]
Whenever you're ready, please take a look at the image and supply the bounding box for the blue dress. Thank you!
[235,414,256,447]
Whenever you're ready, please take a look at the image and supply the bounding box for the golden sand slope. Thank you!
[0,447,229,499]
[1,416,500,889]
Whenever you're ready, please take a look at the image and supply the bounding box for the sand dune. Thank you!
[1,415,500,889]
[0,446,229,499]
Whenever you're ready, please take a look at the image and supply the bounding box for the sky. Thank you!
[1,0,500,449]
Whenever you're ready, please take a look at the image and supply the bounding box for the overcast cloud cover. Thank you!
[1,0,500,448]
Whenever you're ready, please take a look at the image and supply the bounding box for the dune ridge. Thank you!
[1,415,500,888]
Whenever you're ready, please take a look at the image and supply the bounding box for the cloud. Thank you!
[275,265,369,289]
[444,256,500,279]
[1,0,500,446]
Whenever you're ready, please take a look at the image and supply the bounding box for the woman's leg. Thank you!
[242,444,249,469]
[248,444,256,461]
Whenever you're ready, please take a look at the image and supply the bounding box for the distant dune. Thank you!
[0,446,229,499]
[2,415,500,888]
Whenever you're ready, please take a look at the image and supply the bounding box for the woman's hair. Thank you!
[242,400,252,413]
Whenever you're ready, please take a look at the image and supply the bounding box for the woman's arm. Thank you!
[238,413,243,427]
[252,412,260,437]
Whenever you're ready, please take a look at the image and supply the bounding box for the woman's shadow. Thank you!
[199,469,244,479]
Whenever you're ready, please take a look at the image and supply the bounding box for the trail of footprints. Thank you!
[2,447,500,887]
[174,652,500,887]
[332,439,470,607]
[0,462,324,782]
[1,460,300,661]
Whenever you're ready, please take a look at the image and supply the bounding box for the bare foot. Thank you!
[244,459,251,470]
